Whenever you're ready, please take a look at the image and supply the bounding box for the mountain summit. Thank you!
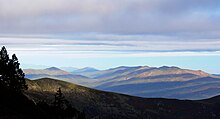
[72,67,99,73]
[71,67,99,77]
[45,67,61,71]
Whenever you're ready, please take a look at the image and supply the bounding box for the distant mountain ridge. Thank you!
[24,66,220,99]
[72,67,99,76]
[24,67,70,75]
[24,67,92,85]
[87,66,220,99]
[82,66,219,99]
[60,67,78,72]
[72,66,213,80]
[45,67,61,71]
[88,66,214,84]
[75,67,99,72]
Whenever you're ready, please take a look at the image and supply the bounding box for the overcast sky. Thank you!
[0,0,220,73]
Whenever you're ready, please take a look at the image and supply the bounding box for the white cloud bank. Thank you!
[1,35,220,59]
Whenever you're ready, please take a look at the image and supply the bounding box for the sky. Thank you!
[0,0,220,73]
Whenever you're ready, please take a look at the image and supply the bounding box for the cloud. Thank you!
[1,1,220,72]
[0,0,220,34]
[1,35,220,59]
[1,34,219,73]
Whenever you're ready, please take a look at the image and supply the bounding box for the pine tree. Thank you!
[0,46,27,92]
[54,87,66,109]
[0,46,9,85]
[53,87,87,119]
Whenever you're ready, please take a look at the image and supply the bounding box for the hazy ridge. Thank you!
[24,66,220,100]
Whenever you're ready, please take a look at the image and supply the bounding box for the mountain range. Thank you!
[24,66,220,100]
[89,66,220,99]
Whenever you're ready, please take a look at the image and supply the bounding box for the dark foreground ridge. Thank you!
[0,82,86,119]
[25,78,220,119]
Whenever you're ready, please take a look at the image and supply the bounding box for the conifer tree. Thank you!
[54,87,66,109]
[53,87,86,119]
[0,46,27,92]
[0,46,9,85]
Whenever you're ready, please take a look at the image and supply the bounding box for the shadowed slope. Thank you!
[26,78,220,119]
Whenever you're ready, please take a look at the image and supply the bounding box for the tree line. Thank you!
[0,46,86,119]
[0,46,27,92]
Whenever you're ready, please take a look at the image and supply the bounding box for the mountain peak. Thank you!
[79,67,99,72]
[83,67,97,70]
[45,67,61,71]
[159,66,180,69]
[72,67,99,75]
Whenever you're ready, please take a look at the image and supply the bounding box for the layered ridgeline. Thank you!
[71,67,99,76]
[24,67,92,86]
[26,78,220,119]
[25,66,220,99]
[90,66,220,99]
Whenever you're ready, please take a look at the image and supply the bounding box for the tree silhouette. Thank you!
[52,88,86,119]
[0,46,27,92]
[53,87,66,109]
